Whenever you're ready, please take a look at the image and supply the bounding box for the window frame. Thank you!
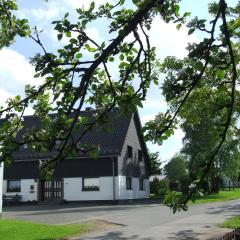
[127,145,133,158]
[126,177,133,190]
[82,177,100,191]
[7,180,21,193]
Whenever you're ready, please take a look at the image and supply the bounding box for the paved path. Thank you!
[3,199,240,239]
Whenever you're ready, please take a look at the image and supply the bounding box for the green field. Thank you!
[220,216,240,229]
[192,189,240,204]
[0,219,93,240]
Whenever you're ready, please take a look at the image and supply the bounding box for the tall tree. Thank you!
[149,152,162,175]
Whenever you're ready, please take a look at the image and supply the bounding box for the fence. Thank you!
[220,228,240,240]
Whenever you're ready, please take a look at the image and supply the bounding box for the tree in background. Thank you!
[0,0,239,211]
[149,152,162,175]
[218,137,240,190]
[164,154,187,183]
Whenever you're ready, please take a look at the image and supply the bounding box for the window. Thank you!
[126,177,132,190]
[7,180,21,192]
[139,178,144,191]
[127,145,133,158]
[82,177,100,191]
[138,150,143,162]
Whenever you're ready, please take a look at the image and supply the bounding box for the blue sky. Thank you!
[0,0,238,163]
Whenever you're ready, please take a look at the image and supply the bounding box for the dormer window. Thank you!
[127,145,133,158]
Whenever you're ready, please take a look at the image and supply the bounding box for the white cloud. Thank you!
[146,128,184,162]
[86,28,103,44]
[148,17,198,59]
[0,89,13,108]
[64,0,111,9]
[17,1,64,23]
[0,48,43,103]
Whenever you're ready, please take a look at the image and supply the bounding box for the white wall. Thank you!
[3,179,38,202]
[64,177,114,201]
[115,176,149,200]
[64,176,149,201]
[118,115,149,178]
[0,163,3,215]
[2,176,149,202]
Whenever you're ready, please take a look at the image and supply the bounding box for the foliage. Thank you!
[164,154,187,182]
[0,219,92,240]
[150,177,160,195]
[150,177,169,197]
[0,0,239,211]
[0,0,30,48]
[157,178,170,196]
[149,151,162,175]
[0,0,183,171]
[179,175,191,194]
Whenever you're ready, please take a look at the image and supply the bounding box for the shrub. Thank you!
[150,177,160,195]
[157,179,170,196]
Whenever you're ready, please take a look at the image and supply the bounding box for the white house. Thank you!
[2,110,150,203]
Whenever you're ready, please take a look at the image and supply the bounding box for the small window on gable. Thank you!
[138,150,143,162]
[7,180,21,192]
[127,145,133,158]
[126,177,132,190]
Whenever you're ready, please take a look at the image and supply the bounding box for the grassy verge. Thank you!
[0,219,95,240]
[192,189,240,204]
[220,216,240,229]
[151,189,240,205]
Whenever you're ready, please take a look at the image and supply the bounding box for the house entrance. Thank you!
[41,179,63,201]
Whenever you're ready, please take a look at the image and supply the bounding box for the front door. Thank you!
[41,179,63,201]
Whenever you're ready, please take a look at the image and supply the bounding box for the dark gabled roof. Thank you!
[11,109,133,160]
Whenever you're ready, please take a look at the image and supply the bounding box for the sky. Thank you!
[0,0,238,163]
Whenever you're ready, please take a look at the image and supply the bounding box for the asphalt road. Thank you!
[3,199,240,239]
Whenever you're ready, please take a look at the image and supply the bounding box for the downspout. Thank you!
[0,162,4,218]
[112,156,116,204]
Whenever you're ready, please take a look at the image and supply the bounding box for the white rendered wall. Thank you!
[115,175,149,200]
[0,163,3,215]
[64,177,114,201]
[3,179,38,202]
[64,176,149,201]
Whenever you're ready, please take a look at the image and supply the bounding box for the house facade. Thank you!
[2,110,150,203]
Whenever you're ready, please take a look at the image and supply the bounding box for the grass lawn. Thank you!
[220,216,240,229]
[0,219,94,240]
[192,188,240,205]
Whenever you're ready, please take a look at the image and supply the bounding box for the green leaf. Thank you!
[176,23,182,30]
[90,1,95,10]
[119,54,124,61]
[76,53,82,59]
[65,31,71,37]
[132,0,140,5]
[57,33,63,41]
[82,19,88,26]
[64,12,69,18]
[188,28,195,35]
[195,61,203,70]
